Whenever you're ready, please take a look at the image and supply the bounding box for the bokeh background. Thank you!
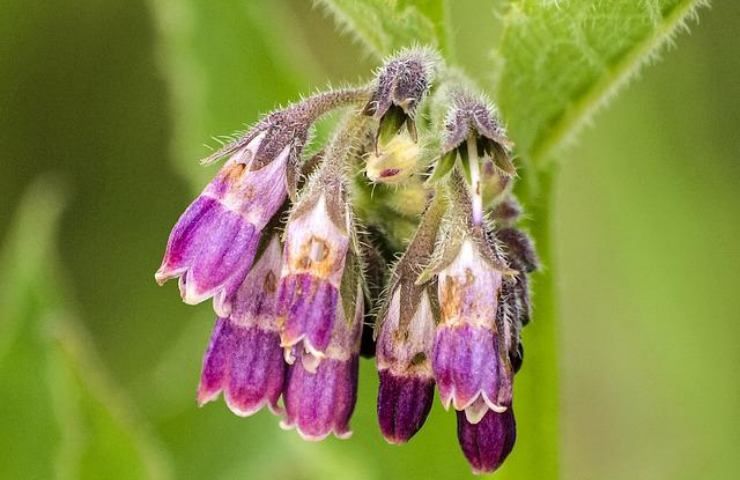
[1,1,738,479]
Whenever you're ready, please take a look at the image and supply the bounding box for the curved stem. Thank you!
[501,164,560,479]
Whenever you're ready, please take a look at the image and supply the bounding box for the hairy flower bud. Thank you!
[363,47,438,128]
[442,93,513,167]
[363,48,437,184]
[497,227,538,327]
[280,286,363,440]
[365,129,421,184]
[491,197,523,225]
[457,408,516,475]
[434,92,515,223]
[197,235,284,416]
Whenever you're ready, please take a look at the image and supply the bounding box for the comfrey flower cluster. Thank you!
[156,47,538,475]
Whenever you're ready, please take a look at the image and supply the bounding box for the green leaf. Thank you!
[495,0,709,166]
[315,0,443,57]
[0,178,172,480]
[493,2,708,478]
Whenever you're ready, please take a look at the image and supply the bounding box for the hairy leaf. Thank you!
[492,2,708,479]
[495,0,709,166]
[315,0,442,57]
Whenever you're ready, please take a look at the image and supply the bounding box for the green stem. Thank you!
[501,164,560,479]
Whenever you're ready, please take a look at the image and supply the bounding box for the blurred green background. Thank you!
[1,1,738,479]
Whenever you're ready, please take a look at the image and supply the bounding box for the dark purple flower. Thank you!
[197,236,285,416]
[457,408,516,475]
[277,193,350,358]
[432,239,513,421]
[280,288,363,440]
[376,288,436,444]
[156,134,289,317]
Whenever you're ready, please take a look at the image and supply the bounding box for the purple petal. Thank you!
[433,324,509,411]
[157,195,261,309]
[223,235,282,324]
[156,196,220,283]
[456,408,516,475]
[281,353,359,441]
[377,369,434,444]
[198,318,284,416]
[156,149,289,310]
[278,273,339,354]
[198,317,231,404]
[178,209,260,305]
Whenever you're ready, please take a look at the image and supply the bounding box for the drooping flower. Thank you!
[376,287,436,444]
[432,237,514,423]
[155,131,287,317]
[424,172,516,425]
[277,175,350,361]
[375,194,444,444]
[197,235,284,416]
[280,284,364,440]
[156,88,369,316]
[456,408,516,475]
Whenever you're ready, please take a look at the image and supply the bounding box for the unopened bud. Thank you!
[434,92,515,217]
[365,130,421,184]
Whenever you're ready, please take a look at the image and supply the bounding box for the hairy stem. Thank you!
[502,164,560,479]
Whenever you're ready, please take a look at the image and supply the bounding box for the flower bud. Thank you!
[197,236,284,416]
[280,286,363,440]
[442,93,513,169]
[456,408,516,475]
[363,48,437,184]
[435,92,515,221]
[491,197,523,225]
[277,185,350,359]
[363,47,438,129]
[365,129,421,184]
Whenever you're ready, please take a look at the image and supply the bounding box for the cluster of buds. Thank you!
[156,47,538,474]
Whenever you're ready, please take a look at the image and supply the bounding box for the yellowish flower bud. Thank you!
[366,131,421,184]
